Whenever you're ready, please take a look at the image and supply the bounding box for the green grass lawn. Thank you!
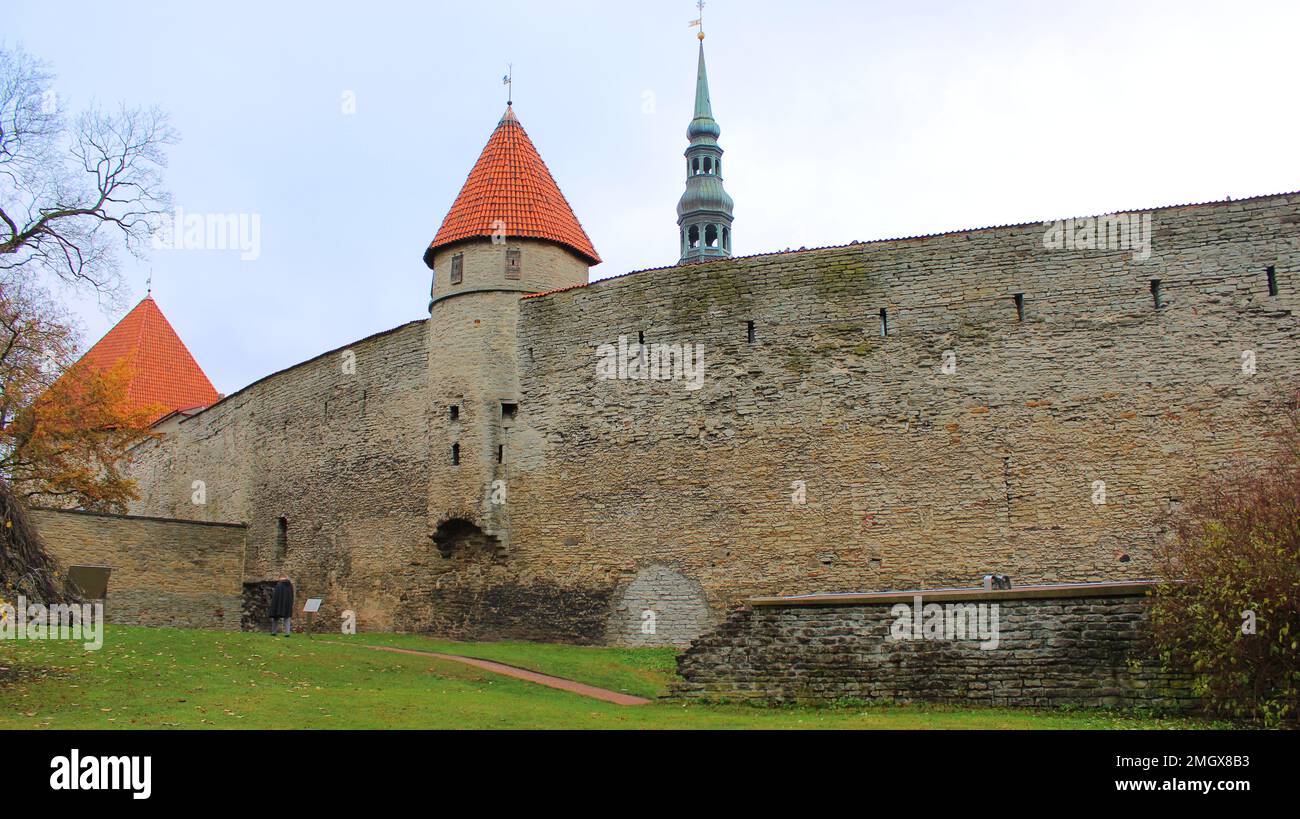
[0,626,1220,730]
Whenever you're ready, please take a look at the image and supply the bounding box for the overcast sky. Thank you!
[8,0,1299,394]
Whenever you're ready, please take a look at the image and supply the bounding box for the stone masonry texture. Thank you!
[672,588,1197,709]
[119,192,1298,647]
[30,509,246,630]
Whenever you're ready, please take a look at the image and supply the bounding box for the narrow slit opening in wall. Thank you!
[879,308,889,337]
[275,516,288,558]
[1014,293,1025,322]
[746,320,755,343]
[451,443,460,466]
[637,330,644,345]
[501,402,518,421]
[448,405,459,421]
[1267,266,1278,297]
[497,445,504,464]
[1150,279,1163,310]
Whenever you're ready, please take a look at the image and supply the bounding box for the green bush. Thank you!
[1151,396,1300,727]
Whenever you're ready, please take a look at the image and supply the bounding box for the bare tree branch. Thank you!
[0,46,177,298]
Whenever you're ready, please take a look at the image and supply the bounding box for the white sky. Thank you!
[8,0,1299,393]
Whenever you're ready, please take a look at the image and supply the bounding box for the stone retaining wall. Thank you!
[31,509,246,631]
[673,582,1197,710]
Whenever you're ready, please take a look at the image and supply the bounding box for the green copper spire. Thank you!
[677,40,734,264]
[689,44,719,138]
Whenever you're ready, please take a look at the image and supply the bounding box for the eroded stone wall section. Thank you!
[608,565,714,647]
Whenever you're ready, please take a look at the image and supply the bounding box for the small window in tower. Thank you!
[879,308,889,337]
[449,405,459,421]
[505,247,522,280]
[722,227,730,250]
[1013,293,1025,322]
[746,321,756,344]
[688,225,700,249]
[1150,279,1163,310]
[497,445,504,464]
[1266,266,1278,297]
[451,443,460,466]
[501,402,518,421]
[692,157,701,175]
[705,224,719,248]
[703,157,713,174]
[450,253,464,285]
[275,516,288,559]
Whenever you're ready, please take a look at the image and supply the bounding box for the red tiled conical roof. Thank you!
[76,295,219,425]
[425,106,601,266]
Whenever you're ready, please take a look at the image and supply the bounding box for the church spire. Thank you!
[677,37,734,264]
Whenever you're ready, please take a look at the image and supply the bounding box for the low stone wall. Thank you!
[673,582,1196,710]
[30,509,246,631]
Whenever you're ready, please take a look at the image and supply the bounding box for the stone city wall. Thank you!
[508,193,1299,644]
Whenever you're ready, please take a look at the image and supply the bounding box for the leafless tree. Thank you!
[0,46,177,299]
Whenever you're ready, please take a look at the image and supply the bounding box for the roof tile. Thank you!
[428,107,601,265]
[75,296,220,425]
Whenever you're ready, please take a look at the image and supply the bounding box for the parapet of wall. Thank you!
[673,582,1196,710]
[508,193,1300,645]
[30,509,246,630]
[125,319,434,633]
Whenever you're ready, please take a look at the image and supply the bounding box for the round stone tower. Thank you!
[422,105,600,555]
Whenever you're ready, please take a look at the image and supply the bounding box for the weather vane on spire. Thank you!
[689,0,706,40]
[502,64,513,106]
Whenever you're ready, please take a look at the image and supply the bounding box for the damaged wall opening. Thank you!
[432,518,500,559]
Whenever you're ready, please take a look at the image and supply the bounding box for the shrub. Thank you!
[1151,395,1300,727]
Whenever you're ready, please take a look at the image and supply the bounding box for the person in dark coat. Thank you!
[269,575,294,636]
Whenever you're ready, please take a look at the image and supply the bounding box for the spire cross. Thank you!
[503,64,513,106]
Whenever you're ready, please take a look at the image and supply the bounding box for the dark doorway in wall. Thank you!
[241,581,278,632]
[431,518,500,559]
